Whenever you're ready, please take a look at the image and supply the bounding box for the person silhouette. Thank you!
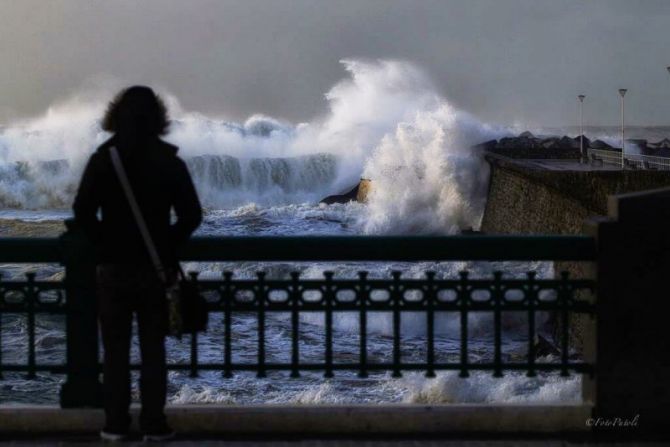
[73,86,202,441]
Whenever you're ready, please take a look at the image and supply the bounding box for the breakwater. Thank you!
[480,153,670,353]
[481,154,670,235]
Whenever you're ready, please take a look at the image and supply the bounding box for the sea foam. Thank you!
[0,59,507,234]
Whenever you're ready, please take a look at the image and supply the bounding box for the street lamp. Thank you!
[619,89,627,169]
[578,95,586,162]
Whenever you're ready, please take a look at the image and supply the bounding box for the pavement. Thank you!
[1,437,669,446]
[505,159,622,171]
[5,404,664,445]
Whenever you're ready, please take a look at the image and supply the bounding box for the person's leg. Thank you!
[136,274,170,433]
[97,266,134,434]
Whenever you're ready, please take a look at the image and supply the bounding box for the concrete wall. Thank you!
[0,404,592,435]
[480,155,670,236]
[480,154,670,354]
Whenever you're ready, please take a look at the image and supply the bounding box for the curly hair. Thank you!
[101,86,170,136]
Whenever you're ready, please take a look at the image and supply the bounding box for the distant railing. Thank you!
[588,148,670,170]
[0,229,596,407]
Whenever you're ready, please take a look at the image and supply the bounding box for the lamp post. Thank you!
[619,89,627,169]
[578,95,586,163]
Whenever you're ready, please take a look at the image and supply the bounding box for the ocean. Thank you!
[3,59,662,406]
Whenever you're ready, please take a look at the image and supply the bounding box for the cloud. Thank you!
[1,0,669,126]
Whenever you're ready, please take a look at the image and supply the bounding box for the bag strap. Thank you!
[109,146,169,284]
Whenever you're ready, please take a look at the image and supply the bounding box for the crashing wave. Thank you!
[0,59,507,232]
[0,153,338,209]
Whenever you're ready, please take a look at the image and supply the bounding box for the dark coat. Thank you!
[73,135,202,267]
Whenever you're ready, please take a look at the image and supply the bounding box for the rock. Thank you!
[507,334,561,361]
[320,179,372,205]
[496,136,542,150]
[472,139,498,151]
[541,137,560,149]
[534,334,561,359]
[356,179,372,203]
[649,138,670,149]
[488,134,580,159]
[476,132,605,159]
[559,136,578,149]
[320,184,358,205]
[589,139,612,149]
[572,135,591,148]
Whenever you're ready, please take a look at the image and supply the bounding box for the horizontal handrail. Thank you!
[0,235,597,263]
[0,269,596,381]
[588,147,670,170]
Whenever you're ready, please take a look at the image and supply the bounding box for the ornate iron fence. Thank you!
[0,228,596,406]
[0,273,67,378]
[188,270,594,379]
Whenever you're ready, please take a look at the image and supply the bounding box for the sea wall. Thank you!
[480,154,670,353]
[481,155,670,235]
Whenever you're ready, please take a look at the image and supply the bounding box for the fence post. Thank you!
[586,187,670,434]
[59,219,103,408]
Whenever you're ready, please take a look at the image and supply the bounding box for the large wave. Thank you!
[0,59,507,233]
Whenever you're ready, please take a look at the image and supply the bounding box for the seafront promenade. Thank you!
[2,186,670,441]
[2,439,666,446]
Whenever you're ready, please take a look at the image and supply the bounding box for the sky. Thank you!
[1,0,670,127]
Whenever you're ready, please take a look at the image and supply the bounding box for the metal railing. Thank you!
[0,228,596,407]
[0,273,66,378]
[588,148,670,170]
[587,148,621,167]
[189,269,593,379]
